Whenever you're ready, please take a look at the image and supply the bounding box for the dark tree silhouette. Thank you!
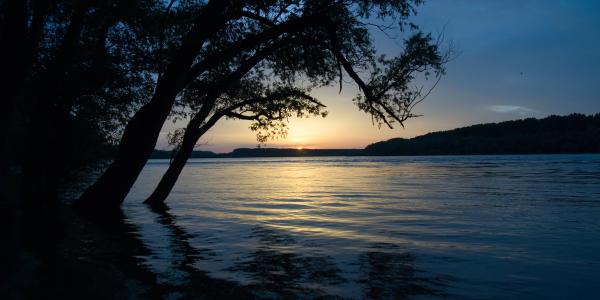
[1,1,169,293]
[76,0,447,209]
[1,0,167,213]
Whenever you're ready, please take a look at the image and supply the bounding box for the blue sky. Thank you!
[158,0,600,152]
[412,0,600,119]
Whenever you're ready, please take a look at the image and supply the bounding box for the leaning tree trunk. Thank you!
[144,101,224,205]
[75,93,175,211]
[144,127,201,205]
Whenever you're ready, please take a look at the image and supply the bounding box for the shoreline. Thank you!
[150,151,600,159]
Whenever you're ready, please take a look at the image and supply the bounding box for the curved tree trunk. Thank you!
[145,105,223,205]
[75,95,175,211]
[144,128,201,205]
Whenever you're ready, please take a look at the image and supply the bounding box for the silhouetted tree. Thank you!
[77,0,447,209]
[1,0,168,209]
[1,0,170,294]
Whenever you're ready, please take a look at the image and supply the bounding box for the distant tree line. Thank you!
[151,148,364,158]
[365,113,600,155]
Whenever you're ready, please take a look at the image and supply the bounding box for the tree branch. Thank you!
[239,10,276,26]
[327,28,395,128]
[186,14,325,83]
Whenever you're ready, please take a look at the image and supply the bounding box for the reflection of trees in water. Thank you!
[142,207,448,299]
[146,203,252,299]
[149,203,203,276]
[358,243,448,299]
[228,226,345,299]
[65,209,159,299]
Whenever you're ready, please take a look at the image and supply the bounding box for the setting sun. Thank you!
[296,146,303,150]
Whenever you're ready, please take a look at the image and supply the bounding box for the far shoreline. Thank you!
[150,149,600,159]
[152,113,600,159]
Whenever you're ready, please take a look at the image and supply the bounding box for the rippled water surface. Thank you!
[123,154,600,299]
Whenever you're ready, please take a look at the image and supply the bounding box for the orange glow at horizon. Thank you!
[158,85,474,153]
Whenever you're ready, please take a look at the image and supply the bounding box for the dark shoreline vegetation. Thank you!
[151,113,600,159]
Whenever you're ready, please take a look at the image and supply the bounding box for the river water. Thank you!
[123,154,600,299]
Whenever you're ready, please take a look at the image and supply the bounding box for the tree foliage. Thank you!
[162,0,448,149]
[1,0,168,174]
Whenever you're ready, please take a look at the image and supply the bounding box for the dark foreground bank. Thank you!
[5,203,254,299]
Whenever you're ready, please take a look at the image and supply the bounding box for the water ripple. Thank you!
[124,154,600,299]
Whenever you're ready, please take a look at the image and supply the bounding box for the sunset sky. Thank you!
[158,0,600,153]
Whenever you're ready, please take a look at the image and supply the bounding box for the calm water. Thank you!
[123,154,600,299]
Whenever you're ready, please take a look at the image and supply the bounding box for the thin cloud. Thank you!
[488,105,539,116]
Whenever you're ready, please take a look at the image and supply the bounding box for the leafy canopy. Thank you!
[159,0,448,147]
